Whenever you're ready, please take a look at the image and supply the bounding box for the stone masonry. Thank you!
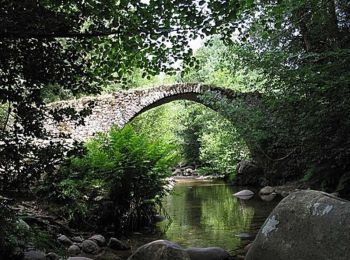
[45,83,260,141]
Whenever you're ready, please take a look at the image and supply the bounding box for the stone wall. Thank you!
[44,83,259,141]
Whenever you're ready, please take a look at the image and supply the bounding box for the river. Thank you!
[129,179,280,255]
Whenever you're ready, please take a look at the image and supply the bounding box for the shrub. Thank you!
[47,125,179,233]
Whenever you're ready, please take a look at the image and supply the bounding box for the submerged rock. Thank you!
[89,234,106,246]
[259,186,275,195]
[127,240,190,260]
[235,232,253,240]
[259,193,277,202]
[233,190,254,200]
[246,190,350,260]
[185,247,231,260]
[82,239,100,255]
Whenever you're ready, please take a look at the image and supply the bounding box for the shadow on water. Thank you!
[129,180,280,254]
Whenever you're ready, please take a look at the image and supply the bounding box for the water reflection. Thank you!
[158,180,269,252]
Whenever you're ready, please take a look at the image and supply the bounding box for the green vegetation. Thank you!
[131,100,250,179]
[0,0,350,258]
[42,125,178,233]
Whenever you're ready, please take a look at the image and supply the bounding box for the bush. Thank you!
[0,200,32,259]
[46,125,179,233]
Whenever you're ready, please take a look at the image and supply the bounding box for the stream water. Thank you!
[129,179,280,254]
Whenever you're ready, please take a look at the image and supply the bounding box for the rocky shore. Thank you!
[12,183,350,260]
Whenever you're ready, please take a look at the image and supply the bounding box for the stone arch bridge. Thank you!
[46,83,261,141]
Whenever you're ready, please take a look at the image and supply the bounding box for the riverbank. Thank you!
[1,179,279,259]
[4,178,346,260]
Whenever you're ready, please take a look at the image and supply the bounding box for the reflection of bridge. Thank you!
[46,83,260,140]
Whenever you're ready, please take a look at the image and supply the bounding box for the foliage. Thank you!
[183,36,266,93]
[199,118,250,178]
[0,201,16,258]
[130,99,251,179]
[0,200,31,259]
[231,0,350,185]
[181,0,350,187]
[0,0,244,191]
[44,125,179,233]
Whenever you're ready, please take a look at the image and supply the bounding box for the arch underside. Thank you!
[129,92,204,123]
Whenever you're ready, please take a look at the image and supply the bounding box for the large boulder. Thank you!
[185,247,231,260]
[246,190,350,260]
[127,240,190,260]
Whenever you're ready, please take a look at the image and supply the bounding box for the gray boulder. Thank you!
[185,247,231,260]
[82,239,100,255]
[68,244,81,256]
[127,240,190,260]
[259,186,274,195]
[89,234,106,246]
[233,190,254,200]
[246,190,350,260]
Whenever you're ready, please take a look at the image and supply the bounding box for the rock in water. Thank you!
[68,245,81,256]
[185,247,231,260]
[89,234,106,246]
[246,190,350,260]
[259,186,274,195]
[259,193,277,202]
[127,240,190,260]
[233,190,254,200]
[82,239,100,255]
[235,233,253,240]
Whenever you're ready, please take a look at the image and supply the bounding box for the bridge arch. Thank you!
[46,83,260,141]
